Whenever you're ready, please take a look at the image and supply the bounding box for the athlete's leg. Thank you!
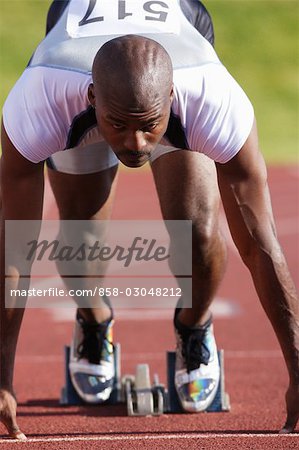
[47,165,118,323]
[151,150,227,327]
[48,164,120,403]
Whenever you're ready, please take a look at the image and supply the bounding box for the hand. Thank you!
[0,389,26,440]
[279,383,299,434]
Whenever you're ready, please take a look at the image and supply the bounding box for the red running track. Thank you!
[1,165,298,449]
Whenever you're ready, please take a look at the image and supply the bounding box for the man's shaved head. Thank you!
[92,35,173,109]
[89,35,174,168]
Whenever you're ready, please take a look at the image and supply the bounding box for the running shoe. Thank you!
[69,304,115,403]
[174,310,220,412]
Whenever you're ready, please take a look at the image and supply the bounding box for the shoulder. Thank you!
[2,66,92,162]
[173,63,234,100]
[172,63,254,162]
[172,63,230,121]
[172,62,252,123]
[4,66,91,115]
[18,65,91,94]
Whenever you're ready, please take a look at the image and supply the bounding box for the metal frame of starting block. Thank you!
[122,364,167,416]
[60,345,230,415]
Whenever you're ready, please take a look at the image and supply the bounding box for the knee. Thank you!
[54,221,109,277]
[192,213,219,246]
[192,220,225,267]
[168,215,224,270]
[57,220,108,245]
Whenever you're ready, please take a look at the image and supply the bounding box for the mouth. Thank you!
[122,156,149,167]
[117,151,150,167]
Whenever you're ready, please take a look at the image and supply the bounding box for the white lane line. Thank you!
[0,433,296,444]
[15,350,282,363]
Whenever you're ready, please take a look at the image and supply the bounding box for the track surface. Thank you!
[1,165,298,449]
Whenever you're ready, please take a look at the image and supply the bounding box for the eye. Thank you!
[141,122,159,133]
[112,123,125,130]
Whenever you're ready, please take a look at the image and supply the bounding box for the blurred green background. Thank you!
[0,0,298,163]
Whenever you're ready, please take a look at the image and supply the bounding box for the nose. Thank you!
[123,130,147,152]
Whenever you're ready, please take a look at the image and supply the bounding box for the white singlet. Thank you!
[2,0,254,174]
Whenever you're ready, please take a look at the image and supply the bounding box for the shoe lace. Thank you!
[77,320,114,365]
[181,328,210,373]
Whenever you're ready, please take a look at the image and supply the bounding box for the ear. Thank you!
[88,83,96,108]
[169,84,174,103]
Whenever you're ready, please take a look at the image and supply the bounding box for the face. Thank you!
[88,84,173,168]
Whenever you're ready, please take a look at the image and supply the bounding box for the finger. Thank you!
[279,416,298,434]
[9,429,27,441]
[3,420,27,441]
[279,426,293,434]
[1,413,26,440]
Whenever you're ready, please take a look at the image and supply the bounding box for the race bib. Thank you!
[66,0,181,38]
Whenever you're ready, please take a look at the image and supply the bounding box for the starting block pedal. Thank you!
[60,344,230,415]
[166,349,230,413]
[122,364,167,416]
[60,343,121,406]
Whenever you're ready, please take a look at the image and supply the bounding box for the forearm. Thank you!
[0,123,45,391]
[1,221,34,390]
[217,120,298,431]
[247,244,299,383]
[0,306,26,390]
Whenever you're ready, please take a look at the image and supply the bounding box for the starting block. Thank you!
[122,364,167,416]
[123,350,230,415]
[60,345,230,415]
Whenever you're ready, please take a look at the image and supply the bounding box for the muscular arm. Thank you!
[0,122,44,439]
[216,120,299,433]
[1,123,44,219]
